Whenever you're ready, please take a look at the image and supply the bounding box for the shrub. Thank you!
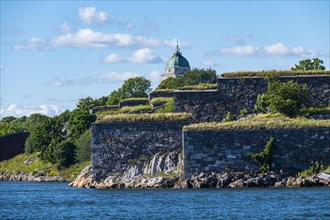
[239,109,248,117]
[222,112,232,122]
[266,80,308,117]
[255,93,268,113]
[297,161,327,177]
[251,137,275,173]
[75,129,92,163]
[53,141,77,168]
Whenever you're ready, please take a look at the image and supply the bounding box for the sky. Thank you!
[1,0,329,118]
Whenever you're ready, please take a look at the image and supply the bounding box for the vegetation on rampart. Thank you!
[177,83,217,90]
[97,113,192,123]
[183,114,330,132]
[221,70,330,78]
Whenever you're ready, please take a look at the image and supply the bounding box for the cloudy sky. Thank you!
[1,1,329,118]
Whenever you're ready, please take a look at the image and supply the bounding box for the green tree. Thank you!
[255,93,268,113]
[1,116,17,123]
[291,58,326,71]
[183,68,217,85]
[75,129,92,163]
[68,110,96,140]
[266,80,308,117]
[106,77,151,105]
[156,77,184,89]
[76,96,97,111]
[0,121,24,136]
[53,141,77,168]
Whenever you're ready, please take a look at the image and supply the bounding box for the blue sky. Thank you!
[1,1,329,118]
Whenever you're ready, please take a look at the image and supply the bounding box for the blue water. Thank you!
[0,182,329,219]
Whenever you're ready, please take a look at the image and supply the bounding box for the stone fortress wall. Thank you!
[174,75,330,122]
[92,75,330,179]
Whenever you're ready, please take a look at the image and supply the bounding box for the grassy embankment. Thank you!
[220,70,330,78]
[183,112,330,132]
[0,152,91,181]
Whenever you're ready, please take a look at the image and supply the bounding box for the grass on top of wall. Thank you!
[220,70,330,78]
[177,84,217,90]
[150,89,175,94]
[96,112,192,123]
[183,113,330,132]
[96,105,152,116]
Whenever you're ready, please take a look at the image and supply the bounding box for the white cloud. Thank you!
[14,28,190,50]
[200,60,220,67]
[1,104,63,118]
[128,48,163,63]
[99,72,139,81]
[79,6,108,24]
[47,71,140,87]
[13,37,50,51]
[59,23,72,34]
[145,70,162,87]
[102,48,164,64]
[102,53,125,63]
[209,43,317,57]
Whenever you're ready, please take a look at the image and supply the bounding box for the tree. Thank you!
[68,110,96,140]
[183,68,217,85]
[76,96,97,111]
[53,141,77,168]
[75,129,92,163]
[106,77,151,105]
[266,80,308,117]
[156,68,217,90]
[291,58,325,71]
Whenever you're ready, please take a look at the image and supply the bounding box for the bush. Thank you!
[266,80,308,117]
[255,93,268,113]
[75,129,92,163]
[153,98,174,113]
[53,141,77,168]
[251,137,275,173]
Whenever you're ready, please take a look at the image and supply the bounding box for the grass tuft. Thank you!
[97,113,192,123]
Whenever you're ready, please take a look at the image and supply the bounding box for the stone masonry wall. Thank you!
[92,122,189,181]
[174,75,330,122]
[183,128,330,178]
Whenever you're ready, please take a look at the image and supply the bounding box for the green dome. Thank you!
[166,49,190,68]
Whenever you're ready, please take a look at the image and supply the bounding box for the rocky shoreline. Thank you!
[68,164,330,189]
[0,170,64,182]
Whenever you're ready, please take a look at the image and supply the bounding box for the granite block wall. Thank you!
[174,75,330,122]
[183,128,330,178]
[92,121,189,181]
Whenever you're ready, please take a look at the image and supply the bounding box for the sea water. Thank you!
[0,182,329,219]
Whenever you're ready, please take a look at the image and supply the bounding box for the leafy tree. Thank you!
[76,96,96,111]
[291,58,325,71]
[266,80,308,117]
[68,110,96,140]
[183,68,217,85]
[96,96,108,106]
[53,141,77,168]
[0,121,24,136]
[75,129,92,163]
[156,77,184,89]
[1,116,17,123]
[255,93,268,113]
[106,77,152,105]
[156,68,217,90]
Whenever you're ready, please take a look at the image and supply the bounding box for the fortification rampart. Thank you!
[92,121,189,181]
[183,128,330,178]
[174,75,330,122]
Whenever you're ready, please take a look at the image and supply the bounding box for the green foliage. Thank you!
[153,98,174,113]
[251,137,275,173]
[156,68,217,89]
[255,93,268,113]
[75,129,92,163]
[1,116,17,123]
[53,141,77,168]
[221,70,329,78]
[106,77,151,105]
[239,109,248,117]
[68,110,96,140]
[297,161,328,177]
[222,112,232,122]
[119,97,149,106]
[302,105,330,117]
[150,89,175,94]
[266,80,308,117]
[156,77,184,90]
[76,96,96,111]
[151,97,172,106]
[120,105,152,114]
[183,114,330,132]
[0,121,24,136]
[97,113,192,123]
[291,58,326,71]
[177,83,217,90]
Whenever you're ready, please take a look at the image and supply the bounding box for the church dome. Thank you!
[165,46,190,68]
